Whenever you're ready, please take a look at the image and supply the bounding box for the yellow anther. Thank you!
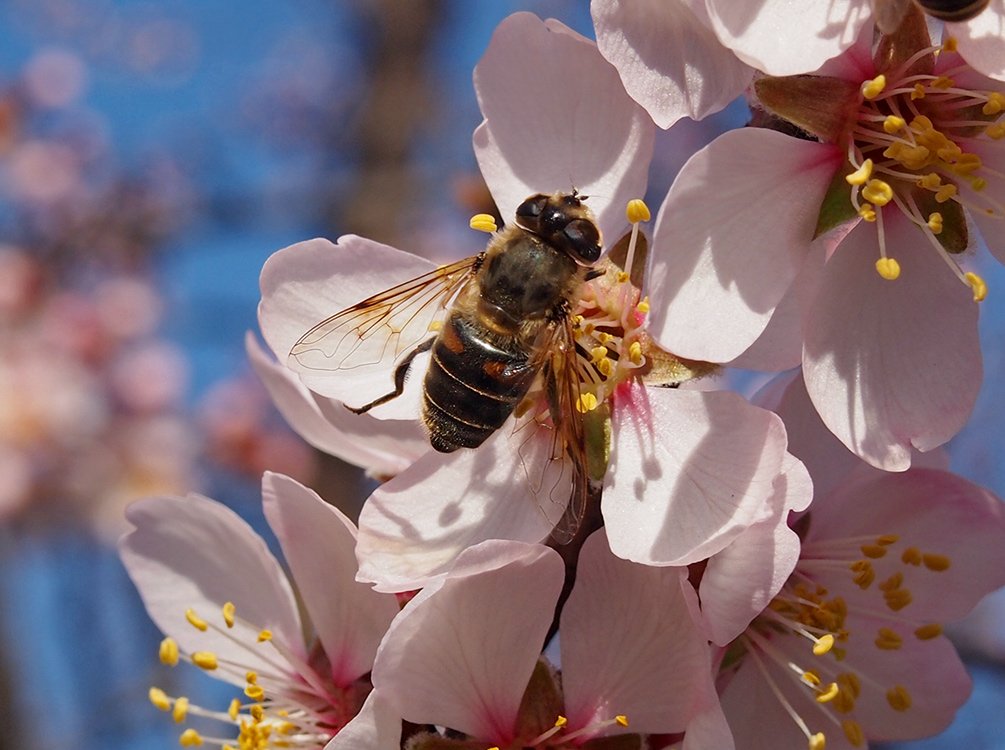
[927,212,943,234]
[813,633,835,656]
[245,684,265,701]
[860,544,886,559]
[875,627,903,650]
[617,271,630,283]
[861,74,886,100]
[879,572,904,591]
[897,145,932,170]
[228,698,241,720]
[576,392,599,413]
[937,142,963,162]
[191,651,218,670]
[887,685,913,711]
[912,115,935,133]
[971,176,987,191]
[626,199,651,224]
[858,204,877,222]
[816,683,840,703]
[839,672,861,698]
[628,341,643,365]
[469,214,498,233]
[250,705,265,723]
[597,357,614,378]
[179,728,203,747]
[257,629,273,642]
[902,547,923,565]
[636,296,650,314]
[932,75,954,89]
[159,637,180,666]
[185,608,209,632]
[850,560,875,589]
[883,116,906,134]
[615,715,629,727]
[965,272,988,302]
[862,179,893,206]
[554,716,568,728]
[922,553,951,571]
[809,731,826,750]
[842,719,865,747]
[884,588,913,611]
[149,687,172,711]
[845,159,874,186]
[596,332,613,344]
[911,83,926,100]
[875,257,901,281]
[935,183,958,203]
[590,346,609,363]
[802,671,821,686]
[877,534,899,545]
[172,696,190,723]
[246,671,258,684]
[988,122,1005,139]
[942,36,958,52]
[953,152,982,174]
[222,601,236,628]
[917,172,942,190]
[983,92,1004,115]
[915,623,943,640]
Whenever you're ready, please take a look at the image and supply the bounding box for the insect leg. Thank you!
[344,337,434,414]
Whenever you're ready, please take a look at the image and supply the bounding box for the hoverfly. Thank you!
[874,0,991,33]
[290,191,604,543]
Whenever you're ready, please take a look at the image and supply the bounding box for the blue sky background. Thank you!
[1,2,1003,749]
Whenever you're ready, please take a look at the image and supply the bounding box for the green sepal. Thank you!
[514,659,565,740]
[584,402,612,483]
[911,185,969,253]
[754,75,860,144]
[813,162,860,238]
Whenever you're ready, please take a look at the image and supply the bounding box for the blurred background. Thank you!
[0,1,1003,748]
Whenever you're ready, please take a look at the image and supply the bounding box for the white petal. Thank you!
[261,473,399,686]
[592,0,753,128]
[603,386,789,565]
[473,12,654,245]
[325,691,401,750]
[647,130,838,363]
[371,541,563,742]
[246,332,427,476]
[356,426,565,592]
[561,530,715,734]
[950,2,1005,81]
[119,493,303,684]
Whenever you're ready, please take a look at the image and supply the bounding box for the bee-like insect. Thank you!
[874,0,991,33]
[290,191,603,542]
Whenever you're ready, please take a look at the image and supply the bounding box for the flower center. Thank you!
[736,528,953,749]
[148,603,359,749]
[845,37,1002,298]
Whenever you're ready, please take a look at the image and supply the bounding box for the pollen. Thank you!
[927,212,943,234]
[149,687,172,711]
[809,731,826,750]
[922,553,951,571]
[222,601,236,628]
[636,296,650,314]
[172,696,190,723]
[469,213,498,233]
[615,715,629,727]
[191,651,218,670]
[576,393,599,413]
[813,634,835,656]
[875,627,903,650]
[915,623,943,640]
[554,716,568,728]
[626,199,651,224]
[887,685,913,711]
[160,637,180,666]
[179,728,203,747]
[628,341,643,365]
[983,93,1003,115]
[875,257,901,281]
[816,682,840,703]
[883,116,905,134]
[257,629,273,642]
[228,698,241,720]
[965,272,988,302]
[861,179,893,206]
[846,159,874,185]
[842,720,864,747]
[185,608,209,632]
[860,544,887,559]
[861,74,886,100]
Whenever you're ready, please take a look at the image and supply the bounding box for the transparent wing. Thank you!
[536,317,592,545]
[289,255,478,374]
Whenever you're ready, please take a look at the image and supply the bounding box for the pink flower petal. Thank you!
[325,691,401,750]
[704,0,872,75]
[699,455,810,645]
[561,530,716,735]
[119,493,304,684]
[261,473,400,687]
[802,211,982,470]
[591,0,753,129]
[647,130,839,363]
[473,12,654,245]
[258,236,436,418]
[963,136,1005,263]
[370,541,564,743]
[246,332,427,477]
[603,385,789,566]
[681,699,735,750]
[356,427,565,592]
[950,3,1005,81]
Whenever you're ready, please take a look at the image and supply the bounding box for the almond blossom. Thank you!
[361,534,731,750]
[118,472,400,750]
[648,10,1004,470]
[259,13,804,592]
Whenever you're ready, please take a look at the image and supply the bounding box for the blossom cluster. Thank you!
[122,4,1005,750]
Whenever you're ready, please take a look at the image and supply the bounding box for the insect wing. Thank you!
[538,318,593,545]
[289,255,477,377]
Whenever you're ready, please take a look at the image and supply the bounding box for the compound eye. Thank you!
[563,219,601,263]
[516,194,549,224]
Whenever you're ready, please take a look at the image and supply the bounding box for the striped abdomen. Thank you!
[422,313,538,453]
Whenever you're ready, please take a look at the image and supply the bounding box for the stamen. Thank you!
[160,637,180,666]
[887,685,912,711]
[576,393,599,413]
[922,553,951,571]
[862,75,887,100]
[186,608,209,632]
[813,634,835,656]
[222,602,236,628]
[469,214,498,233]
[875,257,901,280]
[173,696,190,723]
[915,623,943,640]
[965,272,987,302]
[622,198,650,293]
[179,728,204,747]
[192,651,219,670]
[150,687,172,711]
[526,715,569,746]
[842,719,865,747]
